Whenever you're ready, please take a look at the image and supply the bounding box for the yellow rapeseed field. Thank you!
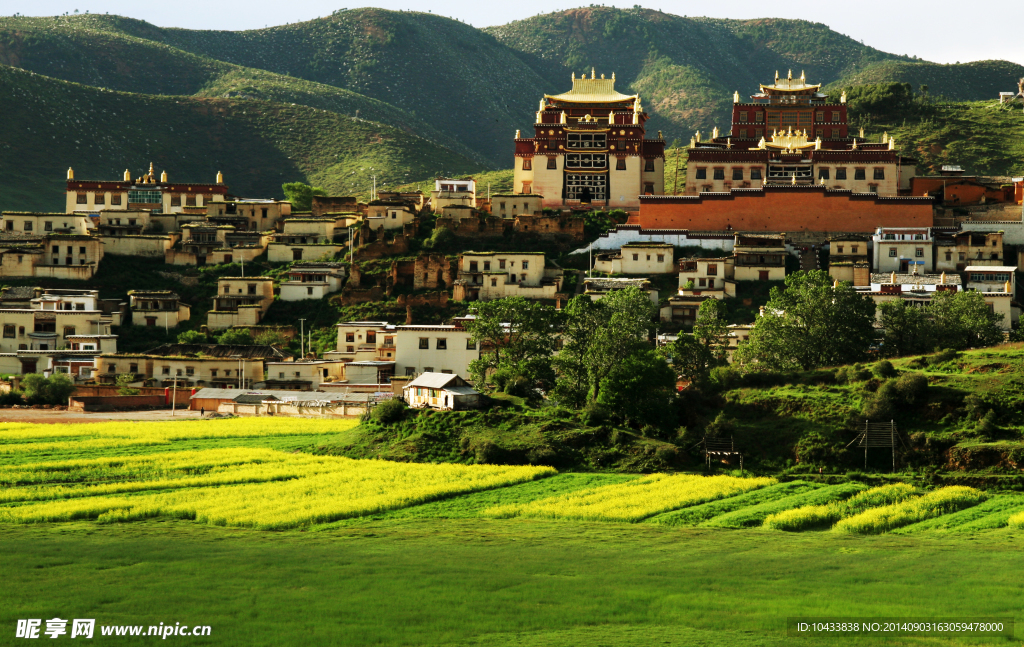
[486,474,775,522]
[0,452,556,529]
[0,418,359,456]
[763,483,917,531]
[833,486,986,534]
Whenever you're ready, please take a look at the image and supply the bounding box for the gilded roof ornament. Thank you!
[67,167,74,180]
[733,90,740,103]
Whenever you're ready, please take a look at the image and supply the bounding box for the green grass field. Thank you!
[2,419,1022,645]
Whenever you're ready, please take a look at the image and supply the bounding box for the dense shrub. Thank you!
[526,446,557,466]
[371,399,407,425]
[474,440,500,464]
[0,390,24,406]
[894,373,928,403]
[794,432,845,466]
[834,366,849,384]
[707,366,741,390]
[974,410,1000,440]
[21,373,74,405]
[862,381,898,420]
[927,348,958,365]
[873,360,897,379]
[581,402,609,426]
[850,364,873,382]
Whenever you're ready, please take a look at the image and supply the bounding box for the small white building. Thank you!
[593,242,675,275]
[394,324,479,380]
[365,201,416,230]
[872,227,934,273]
[431,179,476,213]
[677,257,736,298]
[403,372,481,410]
[963,266,1016,295]
[279,263,346,301]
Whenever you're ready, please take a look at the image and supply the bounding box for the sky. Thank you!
[7,0,1024,67]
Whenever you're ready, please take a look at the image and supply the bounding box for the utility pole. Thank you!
[171,374,178,416]
[674,147,681,195]
[371,175,377,201]
[241,254,244,279]
[299,318,306,359]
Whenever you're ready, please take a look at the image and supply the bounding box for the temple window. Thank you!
[831,111,840,122]
[547,157,556,169]
[522,158,532,171]
[818,168,830,180]
[739,112,748,123]
[755,112,764,123]
[695,168,707,180]
[873,168,885,180]
[713,169,725,180]
[644,159,655,172]
[732,168,743,181]
[76,194,87,204]
[854,169,866,180]
[616,158,626,171]
[836,168,847,180]
[750,168,762,180]
[755,128,764,138]
[815,112,824,123]
[831,128,840,138]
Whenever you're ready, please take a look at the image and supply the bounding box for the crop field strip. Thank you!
[0,421,1021,535]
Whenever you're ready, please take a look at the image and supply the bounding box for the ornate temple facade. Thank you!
[65,164,228,214]
[513,71,664,209]
[683,71,917,196]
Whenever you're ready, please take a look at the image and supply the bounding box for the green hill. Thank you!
[0,64,480,211]
[828,60,1024,100]
[0,15,485,166]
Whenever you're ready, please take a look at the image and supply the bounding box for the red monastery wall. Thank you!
[638,188,933,233]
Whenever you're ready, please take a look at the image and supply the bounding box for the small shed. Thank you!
[403,372,481,411]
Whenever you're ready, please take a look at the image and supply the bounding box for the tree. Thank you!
[281,182,326,211]
[597,348,676,429]
[461,297,561,392]
[216,328,254,345]
[735,271,876,371]
[177,330,207,344]
[927,290,1004,350]
[552,287,657,406]
[692,298,729,361]
[253,330,288,347]
[115,373,140,396]
[878,300,929,357]
[21,373,75,405]
[551,296,604,408]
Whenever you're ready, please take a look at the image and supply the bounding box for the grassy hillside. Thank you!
[0,14,484,166]
[135,9,552,166]
[0,64,480,211]
[828,60,1024,100]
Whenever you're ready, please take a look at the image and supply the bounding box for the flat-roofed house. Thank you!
[733,234,787,281]
[593,242,675,275]
[207,277,275,330]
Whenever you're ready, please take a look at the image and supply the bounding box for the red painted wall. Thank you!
[638,188,933,232]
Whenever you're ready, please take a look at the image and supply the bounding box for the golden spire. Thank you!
[148,161,155,177]
[216,170,224,184]
[859,127,865,138]
[787,69,793,80]
[160,170,168,183]
[815,137,822,150]
[591,67,595,79]
[733,90,740,103]
[852,139,858,150]
[67,167,74,180]
[940,272,946,284]
[1005,281,1012,293]
[124,169,131,182]
[775,70,779,82]
[800,70,806,81]
[515,129,521,139]
[882,131,889,144]
[712,126,719,139]
[890,271,897,285]
[560,111,567,125]
[840,90,847,104]
[888,138,895,151]
[689,137,696,148]
[726,138,732,149]
[695,130,701,143]
[791,174,797,185]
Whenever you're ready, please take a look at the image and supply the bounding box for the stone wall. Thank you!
[312,196,361,217]
[396,292,449,307]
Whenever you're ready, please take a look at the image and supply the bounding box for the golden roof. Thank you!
[760,70,821,93]
[545,71,637,104]
[754,127,821,152]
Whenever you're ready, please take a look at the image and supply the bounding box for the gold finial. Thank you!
[712,126,719,139]
[852,139,858,150]
[775,70,779,81]
[733,90,740,103]
[890,271,896,285]
[124,169,131,182]
[591,67,595,79]
[820,177,826,185]
[882,131,888,144]
[216,170,224,184]
[840,90,847,104]
[815,137,821,150]
[160,170,168,183]
[560,111,567,125]
[791,174,797,185]
[757,136,766,149]
[833,279,839,288]
[859,127,865,138]
[600,73,605,79]
[539,98,545,112]
[1005,281,1012,293]
[632,111,639,125]
[612,72,615,80]
[787,69,793,80]
[800,70,806,81]
[148,161,154,177]
[695,131,701,143]
[571,71,575,80]
[888,138,895,151]
[67,167,74,180]
[658,130,663,139]
[689,137,696,148]
[515,129,521,139]
[608,112,615,125]
[940,272,946,284]
[726,138,732,149]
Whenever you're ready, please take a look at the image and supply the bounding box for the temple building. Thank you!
[65,163,228,214]
[683,71,917,195]
[513,70,664,209]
